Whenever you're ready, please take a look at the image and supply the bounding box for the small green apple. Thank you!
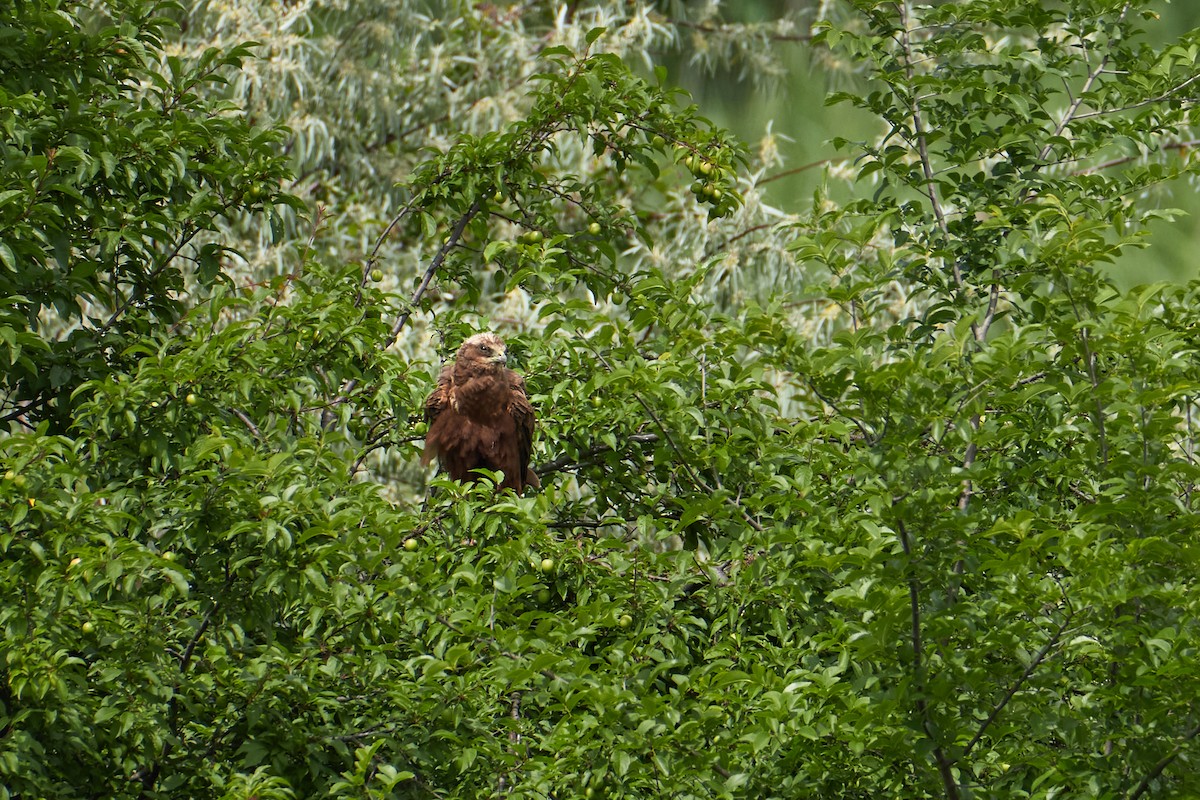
[540,558,555,575]
[403,538,419,552]
[618,613,633,629]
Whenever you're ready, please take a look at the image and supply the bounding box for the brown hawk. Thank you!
[421,332,539,492]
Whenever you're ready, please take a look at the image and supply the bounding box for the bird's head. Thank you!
[459,332,508,369]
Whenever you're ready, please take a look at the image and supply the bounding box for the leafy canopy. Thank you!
[3,1,1200,799]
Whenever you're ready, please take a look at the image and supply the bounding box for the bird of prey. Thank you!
[421,332,539,492]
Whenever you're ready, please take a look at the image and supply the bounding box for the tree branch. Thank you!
[961,603,1074,760]
[323,201,481,428]
[535,433,658,475]
[391,200,482,339]
[1037,2,1130,163]
[897,520,960,800]
[1128,719,1200,800]
[669,17,814,43]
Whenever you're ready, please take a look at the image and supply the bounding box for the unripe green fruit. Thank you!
[699,161,714,176]
[370,268,384,282]
[81,621,94,634]
[618,613,633,628]
[185,393,198,406]
[587,222,602,235]
[536,588,552,605]
[403,538,419,552]
[651,135,666,148]
[540,558,555,575]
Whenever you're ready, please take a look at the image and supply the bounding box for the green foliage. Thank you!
[4,1,1200,799]
[0,0,298,431]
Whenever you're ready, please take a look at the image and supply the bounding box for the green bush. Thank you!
[3,1,1200,798]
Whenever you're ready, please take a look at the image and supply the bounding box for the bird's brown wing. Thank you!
[421,364,454,466]
[508,370,539,489]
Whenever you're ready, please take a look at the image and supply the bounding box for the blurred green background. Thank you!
[667,0,1200,287]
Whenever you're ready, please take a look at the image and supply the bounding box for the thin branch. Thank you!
[178,600,219,673]
[898,0,998,395]
[1128,720,1200,800]
[897,520,961,800]
[231,408,264,441]
[1068,293,1109,467]
[897,4,950,242]
[535,433,659,475]
[1037,2,1130,163]
[546,518,624,530]
[756,158,836,186]
[336,723,400,742]
[669,17,813,43]
[1072,74,1200,122]
[1076,138,1200,175]
[323,201,481,428]
[803,377,877,444]
[586,348,706,487]
[1014,371,1048,387]
[961,605,1074,760]
[100,225,201,336]
[392,200,481,339]
[956,437,979,514]
[977,278,1001,343]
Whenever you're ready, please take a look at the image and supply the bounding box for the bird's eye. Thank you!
[478,345,492,354]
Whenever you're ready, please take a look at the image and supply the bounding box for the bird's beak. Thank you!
[491,351,508,366]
